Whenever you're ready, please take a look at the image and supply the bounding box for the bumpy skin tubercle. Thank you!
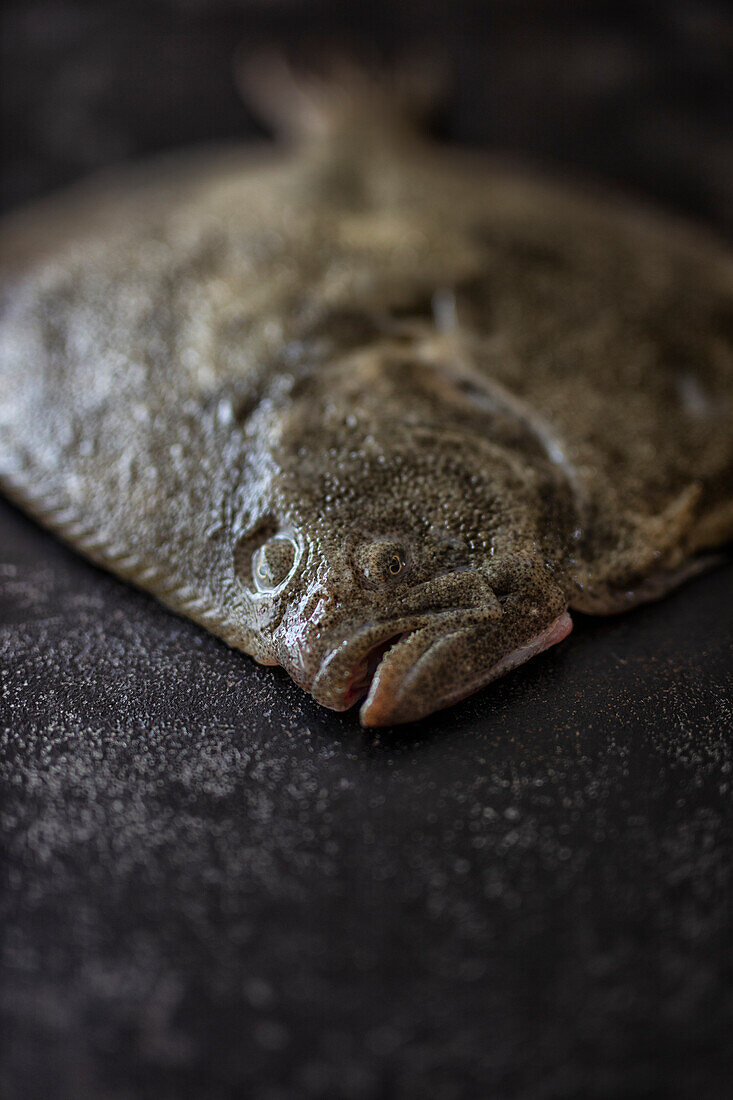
[1,62,732,725]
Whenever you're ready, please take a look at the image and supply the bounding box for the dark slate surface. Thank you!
[1,3,732,1098]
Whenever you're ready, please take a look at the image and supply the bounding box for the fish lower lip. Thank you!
[359,611,573,727]
[310,610,480,712]
[358,627,474,725]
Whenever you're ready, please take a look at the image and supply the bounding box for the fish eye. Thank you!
[358,540,409,586]
[252,536,298,593]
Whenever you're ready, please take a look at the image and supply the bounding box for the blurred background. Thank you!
[2,0,732,230]
[1,3,732,1099]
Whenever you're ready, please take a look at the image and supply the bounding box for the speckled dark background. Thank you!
[1,3,732,1098]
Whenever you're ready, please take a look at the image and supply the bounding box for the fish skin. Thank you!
[1,67,732,725]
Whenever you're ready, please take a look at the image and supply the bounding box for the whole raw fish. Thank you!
[1,61,732,724]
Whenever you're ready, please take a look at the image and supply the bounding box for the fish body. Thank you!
[1,65,732,725]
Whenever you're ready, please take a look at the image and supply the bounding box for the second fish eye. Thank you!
[387,551,405,576]
[358,541,409,585]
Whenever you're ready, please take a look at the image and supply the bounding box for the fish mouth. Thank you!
[310,610,473,713]
[309,608,572,727]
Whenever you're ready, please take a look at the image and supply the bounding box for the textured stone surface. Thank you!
[1,2,733,1097]
[2,501,732,1098]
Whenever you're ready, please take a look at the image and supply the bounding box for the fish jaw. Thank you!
[359,610,573,727]
[308,609,496,714]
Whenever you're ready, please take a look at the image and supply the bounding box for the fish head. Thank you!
[232,416,570,726]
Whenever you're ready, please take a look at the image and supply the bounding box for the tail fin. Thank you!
[235,48,446,143]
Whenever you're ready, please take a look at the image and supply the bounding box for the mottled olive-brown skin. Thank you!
[1,79,732,724]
